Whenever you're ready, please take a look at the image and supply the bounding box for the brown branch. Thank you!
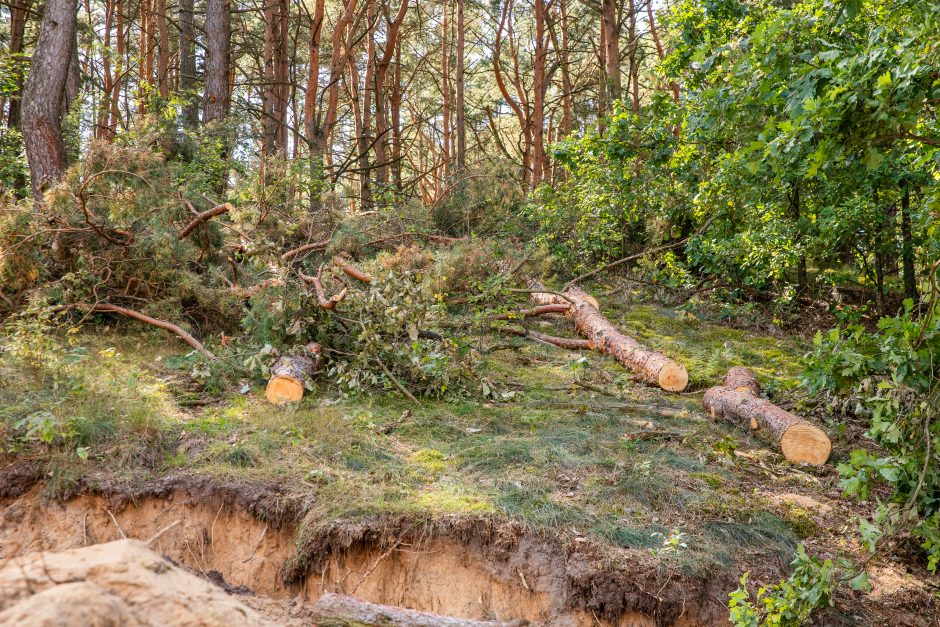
[300,270,348,309]
[281,239,330,261]
[333,256,372,283]
[179,203,232,239]
[491,303,570,320]
[499,325,592,350]
[85,303,216,359]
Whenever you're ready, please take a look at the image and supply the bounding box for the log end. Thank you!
[658,362,689,392]
[780,423,832,466]
[265,376,304,404]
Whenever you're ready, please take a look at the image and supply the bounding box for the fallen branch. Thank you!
[281,239,330,261]
[491,304,570,320]
[499,325,592,351]
[179,203,232,239]
[85,303,216,359]
[311,593,510,627]
[300,270,349,310]
[333,256,372,283]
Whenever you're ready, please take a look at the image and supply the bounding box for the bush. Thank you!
[729,545,836,626]
[802,292,940,571]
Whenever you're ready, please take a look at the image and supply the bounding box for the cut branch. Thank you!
[281,239,330,261]
[300,270,348,309]
[333,256,372,283]
[86,303,216,359]
[179,202,232,238]
[499,325,592,350]
[491,304,570,320]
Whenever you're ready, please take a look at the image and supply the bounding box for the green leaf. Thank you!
[865,148,885,171]
[876,70,892,90]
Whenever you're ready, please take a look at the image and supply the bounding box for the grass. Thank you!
[0,304,820,577]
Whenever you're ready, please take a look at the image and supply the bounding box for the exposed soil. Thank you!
[0,471,728,626]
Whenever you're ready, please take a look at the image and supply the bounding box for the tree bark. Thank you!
[626,0,639,111]
[600,0,620,103]
[722,366,760,396]
[703,385,831,466]
[455,0,466,174]
[311,593,506,627]
[5,0,32,132]
[531,284,688,391]
[22,0,78,201]
[155,0,170,98]
[178,0,198,127]
[901,185,918,301]
[204,0,231,124]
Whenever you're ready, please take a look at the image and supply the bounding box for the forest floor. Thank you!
[1,288,936,625]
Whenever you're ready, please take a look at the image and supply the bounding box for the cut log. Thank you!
[265,343,322,404]
[311,593,517,627]
[703,386,831,465]
[530,284,688,392]
[723,366,761,396]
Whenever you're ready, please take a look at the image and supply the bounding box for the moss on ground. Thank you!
[0,304,818,577]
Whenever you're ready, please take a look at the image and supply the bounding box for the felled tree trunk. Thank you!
[311,593,513,627]
[703,384,831,465]
[265,343,322,404]
[723,366,761,396]
[531,284,688,392]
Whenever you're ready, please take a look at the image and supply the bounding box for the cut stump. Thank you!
[264,343,322,404]
[703,385,831,465]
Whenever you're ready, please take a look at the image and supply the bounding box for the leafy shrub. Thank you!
[802,295,940,570]
[327,268,477,399]
[729,545,836,626]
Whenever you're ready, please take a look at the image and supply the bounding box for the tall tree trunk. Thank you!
[531,0,549,187]
[626,0,639,111]
[357,0,376,209]
[5,0,32,132]
[374,0,409,189]
[110,0,125,133]
[204,0,231,124]
[155,0,170,98]
[647,0,679,102]
[258,0,290,177]
[391,43,403,191]
[440,0,451,190]
[901,186,918,302]
[600,0,620,103]
[97,0,115,138]
[558,0,573,137]
[22,0,78,201]
[455,0,466,174]
[790,182,808,293]
[178,0,198,127]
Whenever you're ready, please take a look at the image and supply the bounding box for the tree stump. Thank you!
[264,343,322,404]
